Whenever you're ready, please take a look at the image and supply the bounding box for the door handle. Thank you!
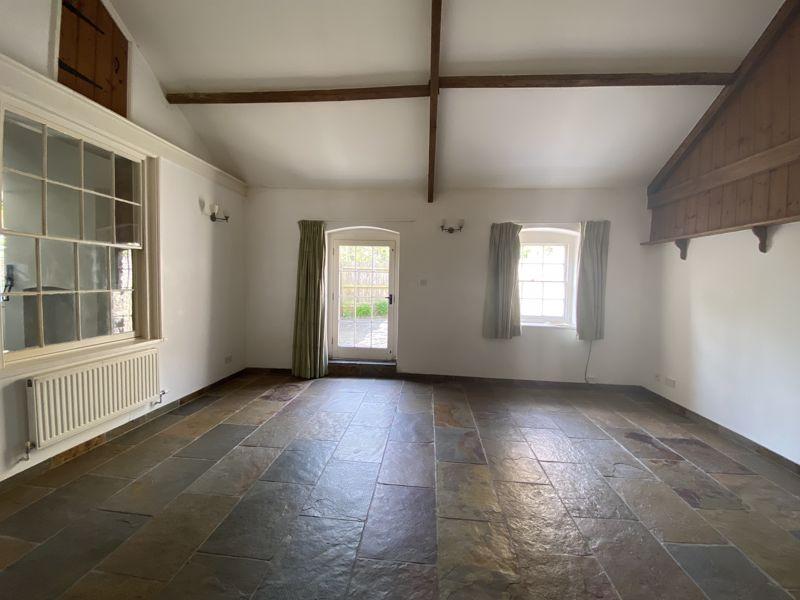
[386,294,393,305]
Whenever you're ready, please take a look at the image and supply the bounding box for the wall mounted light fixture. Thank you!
[440,219,464,234]
[200,198,230,223]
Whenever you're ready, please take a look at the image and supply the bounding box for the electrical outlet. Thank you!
[654,374,661,383]
[665,377,676,388]
[224,355,233,365]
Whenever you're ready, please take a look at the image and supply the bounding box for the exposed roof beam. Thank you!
[165,72,732,105]
[439,72,734,88]
[427,0,442,203]
[648,0,800,195]
[165,84,430,104]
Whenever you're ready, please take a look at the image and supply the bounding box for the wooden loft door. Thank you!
[58,0,128,117]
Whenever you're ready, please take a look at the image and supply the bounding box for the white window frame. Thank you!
[518,226,580,328]
[0,98,161,369]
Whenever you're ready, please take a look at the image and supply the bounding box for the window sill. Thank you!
[521,322,576,330]
[0,337,164,382]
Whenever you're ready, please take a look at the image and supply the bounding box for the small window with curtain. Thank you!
[518,226,580,327]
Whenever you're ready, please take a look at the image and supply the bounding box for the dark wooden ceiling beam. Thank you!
[439,72,734,88]
[648,0,800,195]
[427,0,443,203]
[165,84,430,104]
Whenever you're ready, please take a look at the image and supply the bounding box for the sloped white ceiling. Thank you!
[111,0,783,190]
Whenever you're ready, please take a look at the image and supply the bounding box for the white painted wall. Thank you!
[128,46,213,163]
[0,0,52,77]
[644,222,800,465]
[244,187,652,385]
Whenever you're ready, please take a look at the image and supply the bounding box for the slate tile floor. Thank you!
[0,374,799,599]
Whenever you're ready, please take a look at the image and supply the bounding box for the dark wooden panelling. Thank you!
[648,5,800,242]
[58,0,127,117]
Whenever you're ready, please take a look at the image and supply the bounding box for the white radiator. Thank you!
[26,349,160,450]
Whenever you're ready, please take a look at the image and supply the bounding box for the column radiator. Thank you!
[26,349,160,450]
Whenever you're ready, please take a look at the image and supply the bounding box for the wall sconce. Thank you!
[440,219,464,234]
[200,198,230,223]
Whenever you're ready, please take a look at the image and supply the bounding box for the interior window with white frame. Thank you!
[518,226,580,327]
[0,109,146,360]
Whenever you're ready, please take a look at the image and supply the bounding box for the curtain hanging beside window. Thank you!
[292,220,328,378]
[483,222,523,339]
[576,220,610,341]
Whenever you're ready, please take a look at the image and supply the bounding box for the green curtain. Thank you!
[483,222,523,339]
[577,220,610,341]
[292,220,328,379]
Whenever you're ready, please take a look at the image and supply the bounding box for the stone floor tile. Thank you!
[102,457,212,516]
[61,570,164,599]
[260,438,336,485]
[572,438,652,479]
[99,493,237,581]
[578,407,634,430]
[398,394,432,414]
[92,435,189,479]
[509,409,559,429]
[495,481,590,558]
[520,428,583,462]
[297,411,353,441]
[713,473,800,534]
[240,411,308,448]
[29,443,128,488]
[378,442,435,488]
[435,426,486,464]
[171,394,220,416]
[0,474,129,542]
[322,391,365,412]
[352,402,397,428]
[699,508,800,589]
[389,412,434,443]
[0,535,36,569]
[434,399,475,428]
[347,559,437,600]
[0,509,146,600]
[223,400,281,426]
[436,462,503,521]
[113,414,186,446]
[618,410,693,438]
[253,516,363,599]
[666,543,793,600]
[437,518,519,599]
[201,481,310,560]
[510,555,620,600]
[658,436,753,474]
[576,518,706,600]
[646,459,745,510]
[482,438,547,484]
[175,424,256,460]
[155,553,267,600]
[608,478,725,543]
[473,412,524,441]
[551,413,610,439]
[261,381,310,402]
[0,485,52,521]
[188,446,280,497]
[542,462,635,519]
[359,484,436,564]
[301,460,379,521]
[335,425,389,462]
[606,427,684,460]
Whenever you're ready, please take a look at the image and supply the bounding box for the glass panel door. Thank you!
[330,239,395,360]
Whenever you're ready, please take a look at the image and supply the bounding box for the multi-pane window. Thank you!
[337,244,390,349]
[518,228,579,326]
[1,111,142,356]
